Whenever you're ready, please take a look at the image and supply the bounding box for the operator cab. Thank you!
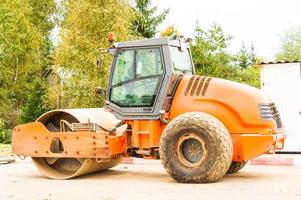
[106,37,194,120]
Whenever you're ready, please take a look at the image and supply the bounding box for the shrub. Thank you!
[0,129,11,144]
[0,119,11,144]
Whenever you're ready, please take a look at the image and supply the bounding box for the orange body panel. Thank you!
[130,120,165,149]
[231,132,285,161]
[13,122,127,158]
[169,75,278,133]
[166,75,285,161]
[127,119,285,162]
[126,75,285,162]
[108,135,127,156]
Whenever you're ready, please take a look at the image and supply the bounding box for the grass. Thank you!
[0,143,12,155]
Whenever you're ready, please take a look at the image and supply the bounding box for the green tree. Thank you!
[51,0,135,108]
[250,44,257,65]
[0,0,40,128]
[0,0,56,129]
[160,25,179,37]
[233,43,257,68]
[19,80,49,123]
[0,119,11,144]
[131,0,169,38]
[191,23,260,88]
[28,0,57,72]
[28,0,57,36]
[192,23,233,74]
[276,27,301,61]
[18,0,56,123]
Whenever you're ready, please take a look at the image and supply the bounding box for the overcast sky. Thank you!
[153,0,301,60]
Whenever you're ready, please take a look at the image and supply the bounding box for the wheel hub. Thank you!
[176,133,208,167]
[182,138,204,163]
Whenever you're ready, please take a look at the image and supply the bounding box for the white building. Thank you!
[260,61,301,152]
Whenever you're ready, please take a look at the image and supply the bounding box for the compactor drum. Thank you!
[13,36,285,183]
[14,108,126,179]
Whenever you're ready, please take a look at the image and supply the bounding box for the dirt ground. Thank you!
[1,159,301,200]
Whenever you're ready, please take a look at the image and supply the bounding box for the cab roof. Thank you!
[115,37,189,48]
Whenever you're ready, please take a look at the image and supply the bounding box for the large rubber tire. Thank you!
[226,161,248,174]
[159,112,233,183]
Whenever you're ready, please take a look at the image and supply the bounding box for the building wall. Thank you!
[261,63,301,152]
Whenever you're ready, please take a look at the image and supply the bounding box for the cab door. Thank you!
[106,47,166,119]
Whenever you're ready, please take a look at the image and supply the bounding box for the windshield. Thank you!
[110,48,163,107]
[170,46,192,74]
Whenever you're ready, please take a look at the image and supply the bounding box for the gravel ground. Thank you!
[1,158,301,200]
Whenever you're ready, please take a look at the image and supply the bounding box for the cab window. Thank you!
[110,48,163,107]
[170,46,192,74]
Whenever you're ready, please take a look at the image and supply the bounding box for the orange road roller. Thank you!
[12,36,285,183]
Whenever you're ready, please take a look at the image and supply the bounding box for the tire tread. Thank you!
[159,112,233,183]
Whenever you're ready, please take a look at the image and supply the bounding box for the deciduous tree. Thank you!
[191,23,259,88]
[276,27,301,61]
[192,23,233,73]
[0,0,56,128]
[160,25,179,37]
[19,0,57,123]
[51,0,135,108]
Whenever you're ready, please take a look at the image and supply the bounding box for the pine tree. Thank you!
[234,43,257,68]
[131,0,169,38]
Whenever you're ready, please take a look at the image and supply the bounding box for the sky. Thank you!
[153,0,301,61]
